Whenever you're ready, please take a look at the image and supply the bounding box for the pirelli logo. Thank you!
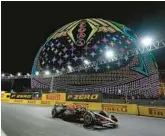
[73,103,89,109]
[66,93,101,102]
[46,94,60,100]
[14,99,23,103]
[102,104,128,113]
[41,101,50,105]
[27,100,36,104]
[148,108,165,117]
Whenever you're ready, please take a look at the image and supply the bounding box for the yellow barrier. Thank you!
[101,103,138,115]
[1,92,165,118]
[42,93,66,101]
[138,106,165,118]
[1,93,11,101]
[43,101,102,111]
[8,99,26,104]
[1,99,10,102]
[71,102,101,111]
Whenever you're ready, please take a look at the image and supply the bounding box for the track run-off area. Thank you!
[1,103,165,136]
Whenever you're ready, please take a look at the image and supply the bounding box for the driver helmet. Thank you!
[67,104,77,110]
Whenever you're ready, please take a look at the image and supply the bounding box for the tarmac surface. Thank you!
[1,103,165,136]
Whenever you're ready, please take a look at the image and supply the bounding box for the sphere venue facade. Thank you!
[32,18,159,97]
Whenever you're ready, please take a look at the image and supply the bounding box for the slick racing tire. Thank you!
[83,111,95,126]
[52,108,58,118]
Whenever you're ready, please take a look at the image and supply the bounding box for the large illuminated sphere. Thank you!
[32,18,159,97]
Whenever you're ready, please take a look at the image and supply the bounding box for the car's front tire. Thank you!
[52,108,58,118]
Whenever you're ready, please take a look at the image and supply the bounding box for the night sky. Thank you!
[2,1,165,75]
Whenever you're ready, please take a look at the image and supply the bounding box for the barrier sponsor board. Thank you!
[149,107,165,116]
[138,106,165,118]
[1,93,5,99]
[55,101,67,105]
[66,92,101,102]
[72,102,89,109]
[1,99,10,102]
[27,100,36,104]
[14,99,23,103]
[102,103,138,115]
[102,104,127,113]
[42,93,66,101]
[1,93,11,100]
[40,100,52,105]
[10,93,32,99]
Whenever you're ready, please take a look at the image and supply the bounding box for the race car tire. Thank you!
[52,108,58,118]
[110,123,118,128]
[83,111,95,126]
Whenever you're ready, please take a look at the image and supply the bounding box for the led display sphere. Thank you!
[32,18,159,97]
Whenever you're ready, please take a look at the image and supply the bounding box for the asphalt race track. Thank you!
[1,103,165,136]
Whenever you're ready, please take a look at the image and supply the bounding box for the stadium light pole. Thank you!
[44,70,54,92]
[124,85,129,104]
[9,74,15,93]
[11,80,15,93]
[50,75,54,93]
[44,70,54,93]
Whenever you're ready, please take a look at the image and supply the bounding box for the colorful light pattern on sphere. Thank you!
[32,18,159,97]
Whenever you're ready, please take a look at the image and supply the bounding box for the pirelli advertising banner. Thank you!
[102,103,138,115]
[66,92,101,102]
[42,93,66,101]
[138,106,165,118]
[10,93,33,99]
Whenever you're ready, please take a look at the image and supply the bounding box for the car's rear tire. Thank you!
[83,111,95,126]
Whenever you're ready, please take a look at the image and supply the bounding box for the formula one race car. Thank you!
[51,104,118,129]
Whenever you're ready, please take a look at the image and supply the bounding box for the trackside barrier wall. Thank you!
[2,99,137,114]
[2,99,102,110]
[1,93,165,118]
[138,106,165,118]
